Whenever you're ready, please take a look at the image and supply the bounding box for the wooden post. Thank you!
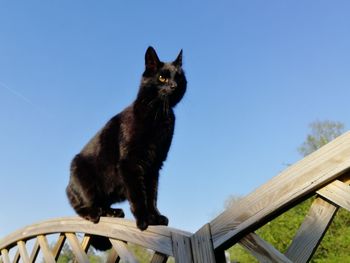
[172,232,193,263]
[191,224,225,263]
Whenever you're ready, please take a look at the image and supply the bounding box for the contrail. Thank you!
[0,81,53,118]
[0,81,35,107]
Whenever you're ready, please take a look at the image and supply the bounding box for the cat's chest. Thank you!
[119,111,175,161]
[137,117,174,153]
[152,117,174,136]
[115,120,172,169]
[140,119,174,150]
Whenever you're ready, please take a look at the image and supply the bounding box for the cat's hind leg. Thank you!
[66,183,103,223]
[67,154,104,223]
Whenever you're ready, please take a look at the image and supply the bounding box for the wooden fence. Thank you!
[2,131,350,262]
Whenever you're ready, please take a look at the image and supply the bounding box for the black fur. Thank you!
[66,46,186,250]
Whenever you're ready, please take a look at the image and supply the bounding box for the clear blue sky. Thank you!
[1,1,350,238]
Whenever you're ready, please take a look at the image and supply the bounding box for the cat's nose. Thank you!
[169,81,177,89]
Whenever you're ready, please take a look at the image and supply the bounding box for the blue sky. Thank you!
[1,1,350,238]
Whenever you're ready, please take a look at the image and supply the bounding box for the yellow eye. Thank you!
[158,75,168,83]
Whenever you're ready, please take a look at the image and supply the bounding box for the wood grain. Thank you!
[13,248,20,263]
[239,233,292,263]
[80,234,91,253]
[110,239,138,263]
[106,247,120,263]
[190,224,216,263]
[0,217,191,257]
[150,252,168,263]
[37,235,56,263]
[171,232,193,263]
[285,197,338,262]
[0,249,11,263]
[29,239,40,262]
[2,132,350,262]
[17,241,30,263]
[317,179,350,211]
[211,132,350,250]
[65,233,89,263]
[51,234,66,261]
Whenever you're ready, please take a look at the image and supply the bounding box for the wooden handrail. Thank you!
[210,131,350,251]
[0,217,191,257]
[3,132,350,262]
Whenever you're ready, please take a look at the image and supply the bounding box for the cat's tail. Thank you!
[90,235,112,251]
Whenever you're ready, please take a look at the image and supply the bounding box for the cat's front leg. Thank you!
[132,205,150,231]
[149,213,169,226]
[145,170,169,226]
[119,159,150,230]
[76,207,103,223]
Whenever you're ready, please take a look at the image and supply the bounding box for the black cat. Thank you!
[66,46,187,249]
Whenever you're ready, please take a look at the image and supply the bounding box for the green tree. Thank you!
[54,244,104,263]
[127,244,175,263]
[228,120,349,262]
[56,244,74,263]
[298,120,345,156]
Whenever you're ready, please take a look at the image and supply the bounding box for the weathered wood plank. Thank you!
[52,234,66,260]
[339,172,350,184]
[285,197,338,262]
[65,233,90,263]
[190,224,216,263]
[17,241,30,263]
[29,239,40,262]
[110,239,138,263]
[172,232,193,263]
[0,249,11,263]
[150,252,168,263]
[239,233,292,263]
[317,180,350,211]
[3,135,348,263]
[210,132,350,250]
[106,247,120,263]
[13,249,20,263]
[80,234,91,252]
[214,219,292,263]
[0,217,191,257]
[37,235,56,263]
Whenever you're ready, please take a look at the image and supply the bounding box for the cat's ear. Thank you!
[173,49,183,67]
[145,46,160,73]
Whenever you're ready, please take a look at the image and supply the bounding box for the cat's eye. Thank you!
[158,75,168,83]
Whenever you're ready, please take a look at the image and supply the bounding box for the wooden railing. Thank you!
[0,217,193,263]
[2,131,350,262]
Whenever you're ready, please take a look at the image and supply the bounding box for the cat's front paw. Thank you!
[136,218,149,231]
[81,207,102,223]
[84,214,100,223]
[157,215,169,226]
[149,214,169,226]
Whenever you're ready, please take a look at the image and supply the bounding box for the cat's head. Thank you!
[139,46,187,108]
